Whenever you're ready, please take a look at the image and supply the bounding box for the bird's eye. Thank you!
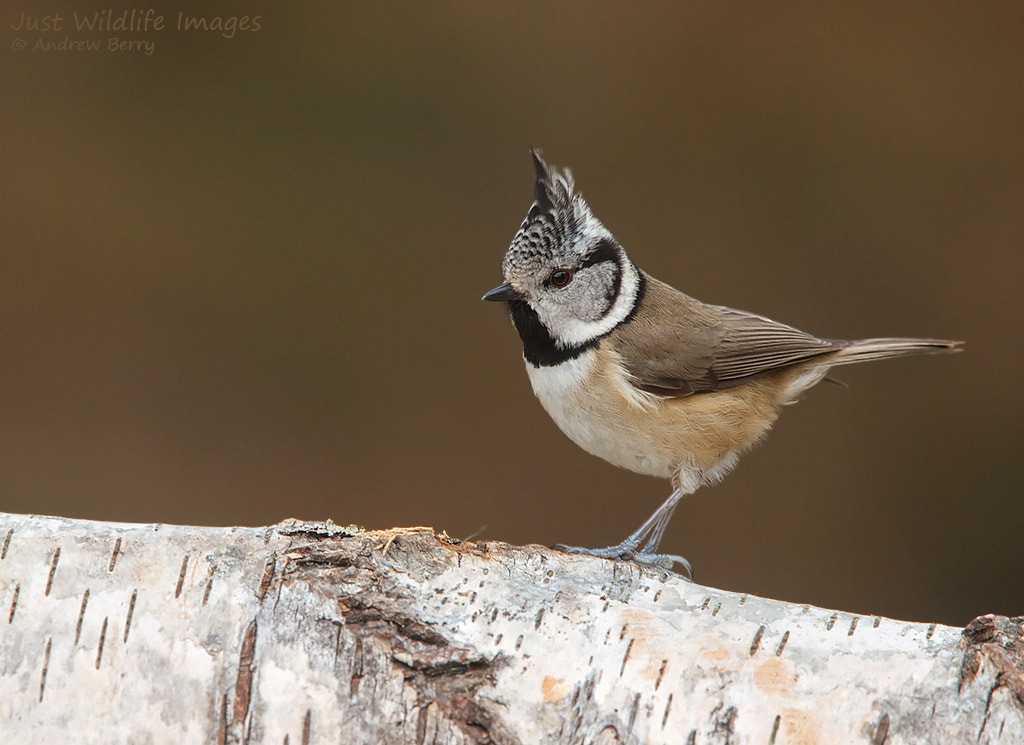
[549,269,574,288]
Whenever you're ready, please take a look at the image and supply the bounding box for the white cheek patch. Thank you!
[548,259,641,348]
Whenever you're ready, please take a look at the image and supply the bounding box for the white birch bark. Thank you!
[0,511,1020,744]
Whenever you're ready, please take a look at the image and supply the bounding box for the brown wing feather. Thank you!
[709,308,841,383]
[610,275,842,397]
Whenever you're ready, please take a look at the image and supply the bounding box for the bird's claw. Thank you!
[554,543,692,579]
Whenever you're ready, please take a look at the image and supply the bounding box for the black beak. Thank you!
[482,283,522,302]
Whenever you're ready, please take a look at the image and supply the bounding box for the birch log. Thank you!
[0,512,1020,744]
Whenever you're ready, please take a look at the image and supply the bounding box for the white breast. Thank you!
[524,351,673,479]
[526,354,596,446]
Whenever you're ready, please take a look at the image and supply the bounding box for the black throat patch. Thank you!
[509,269,647,368]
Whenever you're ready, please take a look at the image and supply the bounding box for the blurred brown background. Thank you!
[2,3,1021,626]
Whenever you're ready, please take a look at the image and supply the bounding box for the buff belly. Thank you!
[525,349,784,490]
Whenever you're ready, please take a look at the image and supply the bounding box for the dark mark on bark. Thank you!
[979,682,997,736]
[871,712,890,745]
[39,637,51,703]
[217,692,228,745]
[750,625,765,656]
[233,618,259,739]
[8,584,19,624]
[620,638,635,676]
[710,702,737,743]
[275,531,505,742]
[662,693,673,729]
[342,593,492,679]
[175,553,189,599]
[1,528,12,560]
[626,692,641,734]
[108,538,122,572]
[402,656,497,744]
[45,547,60,596]
[203,565,215,606]
[397,655,492,679]
[302,709,311,745]
[345,597,448,646]
[964,615,1004,646]
[75,588,90,645]
[124,589,137,643]
[769,714,781,744]
[258,555,276,601]
[95,616,108,669]
[959,615,1024,711]
[284,543,358,570]
[775,631,790,657]
[849,617,859,636]
[655,659,667,690]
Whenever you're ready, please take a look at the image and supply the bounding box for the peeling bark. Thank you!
[0,512,1020,744]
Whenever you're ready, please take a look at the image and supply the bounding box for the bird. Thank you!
[483,150,962,575]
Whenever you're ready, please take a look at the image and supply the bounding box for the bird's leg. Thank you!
[639,492,683,555]
[554,488,692,577]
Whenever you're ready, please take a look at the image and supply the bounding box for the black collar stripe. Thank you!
[512,271,647,368]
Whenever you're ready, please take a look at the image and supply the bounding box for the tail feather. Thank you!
[830,338,963,366]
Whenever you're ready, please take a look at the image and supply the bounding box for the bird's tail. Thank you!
[829,337,963,366]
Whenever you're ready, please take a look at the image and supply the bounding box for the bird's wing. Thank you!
[611,276,842,397]
[704,308,842,384]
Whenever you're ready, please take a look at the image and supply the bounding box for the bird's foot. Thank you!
[553,542,692,579]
